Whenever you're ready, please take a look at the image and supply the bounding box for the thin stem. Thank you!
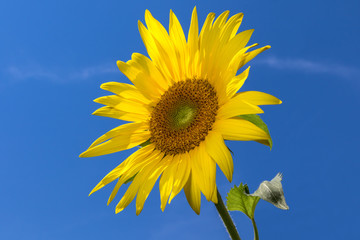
[251,218,259,240]
[214,189,241,240]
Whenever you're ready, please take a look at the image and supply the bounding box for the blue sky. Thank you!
[1,0,359,239]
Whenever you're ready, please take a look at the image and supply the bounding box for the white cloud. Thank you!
[4,63,119,83]
[257,56,360,79]
[69,65,118,80]
[7,66,61,82]
[4,57,360,84]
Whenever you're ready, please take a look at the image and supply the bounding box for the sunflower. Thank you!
[80,7,281,215]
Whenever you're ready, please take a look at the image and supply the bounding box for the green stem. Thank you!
[214,190,241,240]
[251,218,259,240]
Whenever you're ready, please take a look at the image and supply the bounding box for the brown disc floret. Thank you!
[149,79,218,155]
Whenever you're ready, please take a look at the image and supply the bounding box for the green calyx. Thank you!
[170,104,197,129]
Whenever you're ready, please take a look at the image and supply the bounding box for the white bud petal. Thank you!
[252,173,289,210]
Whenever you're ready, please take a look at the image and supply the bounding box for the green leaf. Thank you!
[226,183,260,219]
[226,173,289,218]
[130,140,150,184]
[123,173,137,184]
[139,139,151,148]
[239,114,273,148]
[118,173,138,185]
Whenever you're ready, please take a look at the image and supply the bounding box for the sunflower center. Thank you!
[149,79,218,155]
[170,103,197,129]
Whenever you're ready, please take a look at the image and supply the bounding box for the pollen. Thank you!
[149,79,218,155]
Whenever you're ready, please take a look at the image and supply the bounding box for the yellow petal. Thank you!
[206,16,248,83]
[228,29,254,53]
[205,131,233,182]
[116,59,164,101]
[199,12,244,75]
[222,43,258,85]
[218,30,254,76]
[187,7,199,77]
[159,155,177,211]
[199,12,215,46]
[89,122,148,148]
[79,131,150,158]
[116,151,164,214]
[90,163,125,196]
[169,152,191,202]
[109,148,163,206]
[114,177,143,214]
[190,143,216,201]
[144,9,171,48]
[93,95,119,107]
[88,144,155,195]
[212,10,230,30]
[235,91,282,105]
[100,82,150,104]
[130,53,169,90]
[138,20,173,83]
[115,181,139,214]
[214,118,270,141]
[95,95,150,116]
[93,95,150,116]
[184,173,201,215]
[226,66,250,98]
[169,10,186,50]
[203,10,229,64]
[222,13,244,40]
[144,10,180,82]
[199,12,216,78]
[199,12,216,63]
[136,156,168,215]
[107,178,123,205]
[217,97,263,120]
[238,45,271,70]
[211,185,218,204]
[213,39,255,105]
[169,9,187,80]
[92,106,148,122]
[119,148,162,181]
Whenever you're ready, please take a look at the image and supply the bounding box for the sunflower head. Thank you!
[80,7,281,215]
